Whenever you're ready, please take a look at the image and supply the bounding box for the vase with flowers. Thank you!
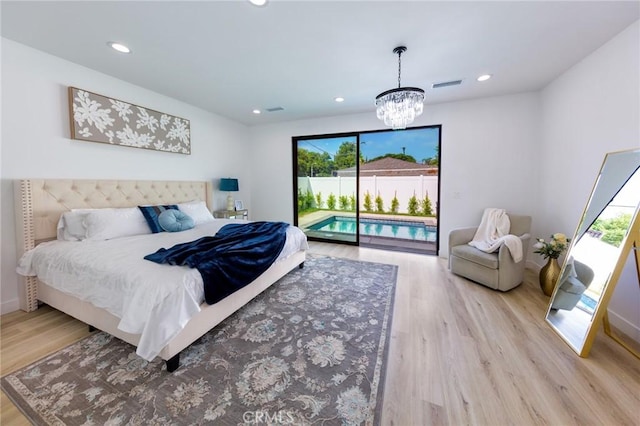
[533,233,571,296]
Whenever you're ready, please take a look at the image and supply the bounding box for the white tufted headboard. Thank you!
[14,179,213,311]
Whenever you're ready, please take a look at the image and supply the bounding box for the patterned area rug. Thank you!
[2,255,397,425]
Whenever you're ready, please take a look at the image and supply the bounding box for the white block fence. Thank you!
[298,176,439,214]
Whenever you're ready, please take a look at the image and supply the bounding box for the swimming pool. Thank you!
[307,216,436,242]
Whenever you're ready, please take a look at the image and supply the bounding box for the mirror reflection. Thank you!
[546,149,640,355]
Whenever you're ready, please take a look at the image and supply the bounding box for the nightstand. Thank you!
[213,209,248,220]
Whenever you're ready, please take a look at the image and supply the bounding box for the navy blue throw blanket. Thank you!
[145,221,289,304]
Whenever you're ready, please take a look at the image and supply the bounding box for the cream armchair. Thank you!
[550,259,594,311]
[449,214,532,291]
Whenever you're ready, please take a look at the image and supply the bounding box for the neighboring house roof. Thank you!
[335,157,438,177]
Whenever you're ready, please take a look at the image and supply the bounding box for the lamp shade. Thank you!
[219,178,239,192]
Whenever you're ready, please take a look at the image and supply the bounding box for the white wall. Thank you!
[539,21,640,338]
[0,39,251,313]
[248,92,541,257]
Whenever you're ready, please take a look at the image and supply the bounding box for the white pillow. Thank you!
[84,207,152,241]
[56,209,94,241]
[177,200,214,226]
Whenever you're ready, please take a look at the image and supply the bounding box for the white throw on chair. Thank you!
[449,209,532,291]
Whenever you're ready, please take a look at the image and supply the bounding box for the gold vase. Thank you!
[539,257,561,297]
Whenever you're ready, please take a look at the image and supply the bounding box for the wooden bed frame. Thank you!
[14,179,305,371]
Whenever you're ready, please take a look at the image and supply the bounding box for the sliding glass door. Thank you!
[358,126,440,254]
[293,125,441,254]
[293,133,359,244]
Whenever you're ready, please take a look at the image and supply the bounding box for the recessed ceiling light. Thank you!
[477,74,492,82]
[252,109,261,114]
[249,0,268,6]
[108,42,131,54]
[334,97,345,103]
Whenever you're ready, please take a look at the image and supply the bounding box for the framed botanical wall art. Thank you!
[68,87,191,154]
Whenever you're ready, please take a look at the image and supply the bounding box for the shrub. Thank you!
[339,195,349,210]
[601,229,627,247]
[390,191,399,214]
[349,194,356,211]
[592,213,632,247]
[297,189,317,212]
[327,194,336,210]
[315,192,323,209]
[304,190,315,210]
[421,193,433,216]
[363,191,373,212]
[408,193,419,215]
[375,193,384,213]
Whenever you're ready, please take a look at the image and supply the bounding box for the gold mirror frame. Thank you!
[603,239,640,358]
[545,148,640,357]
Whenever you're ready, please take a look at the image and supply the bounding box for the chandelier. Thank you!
[375,46,425,130]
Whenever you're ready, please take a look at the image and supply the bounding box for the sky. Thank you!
[298,127,439,163]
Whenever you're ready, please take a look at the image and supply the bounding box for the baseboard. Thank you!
[1,298,20,315]
[607,309,640,344]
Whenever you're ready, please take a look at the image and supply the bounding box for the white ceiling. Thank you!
[2,1,639,126]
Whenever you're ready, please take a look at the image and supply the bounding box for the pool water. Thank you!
[308,216,436,242]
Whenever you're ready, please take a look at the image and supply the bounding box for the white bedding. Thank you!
[17,220,308,361]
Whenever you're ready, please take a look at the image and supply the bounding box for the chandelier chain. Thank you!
[397,50,402,88]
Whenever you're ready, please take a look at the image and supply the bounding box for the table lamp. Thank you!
[219,178,239,211]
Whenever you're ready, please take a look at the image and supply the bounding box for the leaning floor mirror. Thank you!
[545,148,640,357]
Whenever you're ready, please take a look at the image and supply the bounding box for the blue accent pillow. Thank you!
[158,209,195,232]
[138,205,179,233]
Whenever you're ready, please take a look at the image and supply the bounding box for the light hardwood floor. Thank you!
[2,242,639,425]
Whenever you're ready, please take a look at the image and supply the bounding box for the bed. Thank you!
[13,179,307,371]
